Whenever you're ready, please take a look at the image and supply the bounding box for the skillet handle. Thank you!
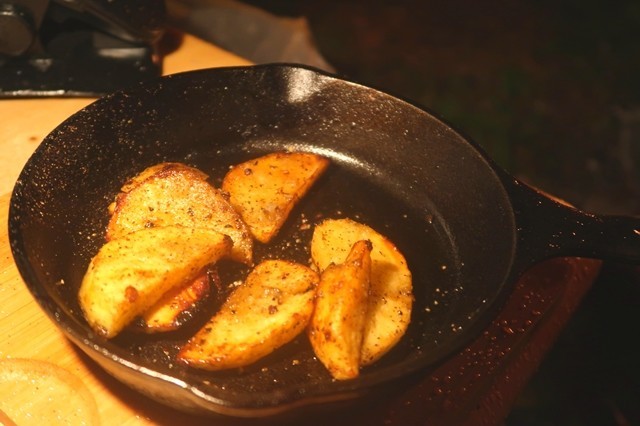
[504,176,640,270]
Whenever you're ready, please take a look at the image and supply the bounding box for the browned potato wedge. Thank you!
[310,218,413,366]
[107,162,253,264]
[308,240,372,380]
[132,269,218,333]
[106,163,243,333]
[79,225,232,338]
[177,259,319,371]
[106,162,204,216]
[222,152,329,243]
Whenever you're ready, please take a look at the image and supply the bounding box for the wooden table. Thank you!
[0,32,602,425]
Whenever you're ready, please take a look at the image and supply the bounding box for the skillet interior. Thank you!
[9,64,517,415]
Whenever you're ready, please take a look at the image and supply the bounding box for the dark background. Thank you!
[237,1,640,424]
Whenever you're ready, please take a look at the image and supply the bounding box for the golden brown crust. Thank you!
[308,240,372,379]
[107,162,253,265]
[311,218,413,365]
[177,260,319,371]
[79,226,232,338]
[222,152,329,243]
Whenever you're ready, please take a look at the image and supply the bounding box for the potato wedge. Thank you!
[79,226,232,338]
[106,163,242,333]
[222,152,329,243]
[177,259,319,371]
[107,162,253,264]
[310,218,413,366]
[132,268,218,333]
[308,240,372,380]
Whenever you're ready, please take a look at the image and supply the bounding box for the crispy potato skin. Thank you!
[79,226,232,338]
[308,240,372,380]
[82,156,414,376]
[222,152,329,244]
[177,260,319,371]
[311,218,413,366]
[107,162,253,265]
[106,163,243,334]
[132,269,214,333]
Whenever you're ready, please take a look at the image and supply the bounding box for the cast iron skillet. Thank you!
[8,64,640,418]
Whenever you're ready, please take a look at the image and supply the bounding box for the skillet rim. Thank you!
[7,63,519,417]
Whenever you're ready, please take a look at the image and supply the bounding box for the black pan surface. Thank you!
[9,64,640,417]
